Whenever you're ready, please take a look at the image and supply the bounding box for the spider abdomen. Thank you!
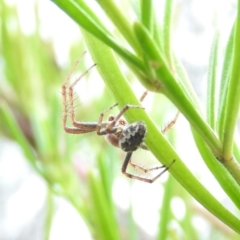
[119,121,147,152]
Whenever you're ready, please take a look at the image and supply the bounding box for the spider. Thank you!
[62,55,178,183]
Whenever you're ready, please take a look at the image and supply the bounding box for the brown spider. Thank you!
[62,55,178,183]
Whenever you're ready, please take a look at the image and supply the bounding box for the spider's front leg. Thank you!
[95,103,119,135]
[62,54,97,134]
[96,90,147,136]
[96,104,144,135]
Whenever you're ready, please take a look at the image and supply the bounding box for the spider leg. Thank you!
[68,64,96,129]
[140,143,148,150]
[96,104,144,135]
[62,77,98,133]
[96,103,119,135]
[62,51,87,87]
[129,161,166,173]
[161,111,180,134]
[62,55,98,134]
[62,73,86,134]
[146,159,176,183]
[139,111,179,150]
[97,90,147,135]
[122,153,175,183]
[107,104,144,131]
[139,90,148,102]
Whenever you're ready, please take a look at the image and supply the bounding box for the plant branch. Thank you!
[222,1,240,161]
[81,30,240,234]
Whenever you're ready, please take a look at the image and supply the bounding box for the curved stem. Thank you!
[82,30,240,234]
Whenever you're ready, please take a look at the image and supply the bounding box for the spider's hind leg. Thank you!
[121,152,175,183]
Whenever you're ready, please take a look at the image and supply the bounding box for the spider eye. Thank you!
[119,120,126,125]
[108,116,115,121]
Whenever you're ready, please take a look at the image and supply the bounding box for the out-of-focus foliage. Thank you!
[0,0,240,239]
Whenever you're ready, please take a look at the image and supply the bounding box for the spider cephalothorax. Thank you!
[62,54,177,183]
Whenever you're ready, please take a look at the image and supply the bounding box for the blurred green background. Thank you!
[0,0,239,240]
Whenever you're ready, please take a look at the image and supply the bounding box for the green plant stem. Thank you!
[222,1,240,161]
[97,0,142,56]
[140,0,153,32]
[43,187,54,240]
[207,32,219,129]
[192,129,240,209]
[162,0,174,67]
[133,22,223,156]
[88,172,121,240]
[81,30,240,234]
[218,24,234,142]
[157,176,174,240]
[51,0,143,71]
